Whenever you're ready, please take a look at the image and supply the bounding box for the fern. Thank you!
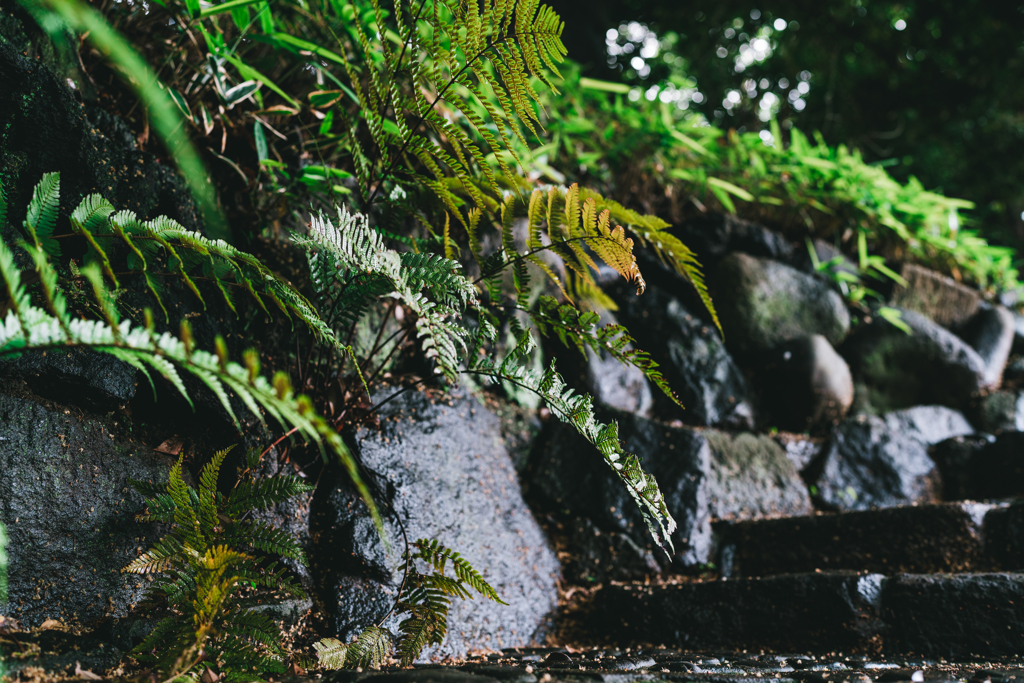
[10,172,334,338]
[125,445,313,681]
[337,0,566,211]
[294,206,476,383]
[313,539,503,669]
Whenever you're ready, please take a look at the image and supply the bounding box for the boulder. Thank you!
[0,389,173,627]
[0,349,138,412]
[842,307,990,412]
[759,335,853,431]
[312,387,559,659]
[563,309,652,417]
[888,263,981,328]
[969,390,1024,434]
[930,434,994,501]
[969,432,1024,499]
[881,405,974,446]
[808,415,941,512]
[562,517,660,585]
[612,286,754,428]
[959,304,1015,386]
[772,433,824,472]
[711,253,850,356]
[530,409,811,567]
[676,213,794,263]
[0,41,203,242]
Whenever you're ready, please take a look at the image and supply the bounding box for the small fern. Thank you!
[125,445,314,681]
[313,539,503,669]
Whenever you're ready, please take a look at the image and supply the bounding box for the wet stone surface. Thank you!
[295,650,1024,683]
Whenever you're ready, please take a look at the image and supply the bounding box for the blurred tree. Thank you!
[550,0,1024,249]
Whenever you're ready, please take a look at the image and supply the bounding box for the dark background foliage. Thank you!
[549,0,1024,249]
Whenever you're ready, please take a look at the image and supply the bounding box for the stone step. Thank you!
[714,502,1000,578]
[712,502,1024,578]
[590,571,1024,658]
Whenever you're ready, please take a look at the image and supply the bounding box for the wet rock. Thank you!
[592,571,885,651]
[0,390,173,627]
[703,431,813,522]
[969,391,1022,434]
[677,213,794,263]
[574,309,653,417]
[959,305,1015,387]
[808,415,941,511]
[772,433,824,472]
[881,405,974,446]
[883,573,1024,657]
[842,308,990,413]
[711,253,850,356]
[930,434,994,500]
[612,285,754,428]
[715,502,996,578]
[760,335,854,431]
[0,42,202,241]
[312,387,559,659]
[889,264,981,328]
[0,349,139,411]
[563,517,660,585]
[531,410,810,566]
[969,431,1024,499]
[980,505,1024,570]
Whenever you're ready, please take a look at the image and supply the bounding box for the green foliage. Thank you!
[125,445,314,681]
[15,172,334,338]
[313,539,504,669]
[528,64,1018,296]
[0,174,379,530]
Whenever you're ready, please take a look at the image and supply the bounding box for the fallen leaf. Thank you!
[201,668,220,683]
[75,661,103,680]
[39,618,64,630]
[287,662,306,676]
[154,438,184,456]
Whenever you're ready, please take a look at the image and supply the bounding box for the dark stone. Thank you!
[457,666,537,683]
[0,391,173,627]
[759,335,854,431]
[702,431,814,522]
[711,253,850,356]
[888,264,981,329]
[968,391,1021,434]
[612,285,754,428]
[676,213,795,263]
[981,505,1024,570]
[312,387,559,660]
[0,348,138,413]
[531,410,810,567]
[958,305,1016,387]
[795,239,859,283]
[328,671,502,683]
[591,571,885,651]
[714,502,996,578]
[0,41,203,243]
[882,573,1024,657]
[1004,356,1024,385]
[970,432,1024,499]
[842,308,990,413]
[543,652,573,667]
[773,433,824,472]
[563,517,660,585]
[808,415,941,512]
[881,406,974,446]
[930,435,994,501]
[579,309,652,417]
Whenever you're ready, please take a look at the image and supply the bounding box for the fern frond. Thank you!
[199,445,235,536]
[124,536,186,574]
[226,476,315,516]
[345,626,392,669]
[314,638,349,669]
[23,172,61,258]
